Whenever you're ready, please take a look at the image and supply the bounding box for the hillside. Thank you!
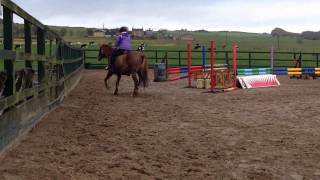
[271,28,299,37]
[1,19,320,52]
[271,27,320,40]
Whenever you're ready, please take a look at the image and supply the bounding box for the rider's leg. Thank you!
[107,50,118,71]
[109,49,126,71]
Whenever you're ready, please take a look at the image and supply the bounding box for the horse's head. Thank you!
[15,69,27,92]
[98,43,114,61]
[0,71,7,94]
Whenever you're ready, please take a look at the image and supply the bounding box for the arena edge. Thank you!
[0,66,83,157]
[0,0,84,157]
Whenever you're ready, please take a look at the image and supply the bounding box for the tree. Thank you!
[13,25,24,38]
[78,31,85,37]
[69,29,74,37]
[86,28,94,37]
[59,28,67,37]
[297,36,303,45]
[31,26,37,37]
[157,29,168,39]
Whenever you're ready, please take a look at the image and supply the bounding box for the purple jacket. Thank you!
[115,32,132,50]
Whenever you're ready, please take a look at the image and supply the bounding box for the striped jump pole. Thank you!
[188,43,192,87]
[237,68,273,75]
[273,67,320,75]
[202,46,206,68]
[167,66,202,81]
[210,40,215,93]
[233,43,237,88]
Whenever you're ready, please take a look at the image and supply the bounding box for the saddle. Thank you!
[113,50,129,62]
[111,51,131,76]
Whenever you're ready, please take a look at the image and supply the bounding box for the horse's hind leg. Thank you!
[132,72,139,96]
[137,71,143,87]
[105,71,113,89]
[114,75,121,95]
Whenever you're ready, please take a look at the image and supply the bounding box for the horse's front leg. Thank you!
[105,71,113,89]
[114,75,121,95]
[132,72,139,96]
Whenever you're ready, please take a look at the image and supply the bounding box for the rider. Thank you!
[108,26,132,71]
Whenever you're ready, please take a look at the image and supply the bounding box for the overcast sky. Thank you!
[9,0,320,33]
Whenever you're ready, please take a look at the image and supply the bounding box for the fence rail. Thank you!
[84,49,320,69]
[0,0,84,152]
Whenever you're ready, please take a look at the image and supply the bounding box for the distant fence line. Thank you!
[0,0,84,153]
[84,49,320,69]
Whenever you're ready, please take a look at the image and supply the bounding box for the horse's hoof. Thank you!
[131,92,138,97]
[106,86,111,90]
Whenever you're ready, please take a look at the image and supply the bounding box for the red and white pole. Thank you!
[233,43,237,88]
[187,43,192,87]
[210,40,215,93]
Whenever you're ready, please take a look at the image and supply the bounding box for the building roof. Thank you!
[94,29,105,33]
[132,28,144,31]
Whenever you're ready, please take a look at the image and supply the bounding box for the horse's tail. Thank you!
[139,54,149,88]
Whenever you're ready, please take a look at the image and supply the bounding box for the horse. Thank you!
[97,44,149,96]
[137,42,145,52]
[0,68,35,98]
[0,71,7,98]
[293,53,302,68]
[194,43,201,50]
[15,67,35,92]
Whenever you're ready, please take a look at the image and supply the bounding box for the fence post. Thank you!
[178,51,181,66]
[56,39,61,60]
[155,50,158,63]
[24,20,32,68]
[37,27,46,84]
[225,51,229,66]
[3,7,14,97]
[82,50,85,67]
[83,50,86,65]
[49,40,53,57]
[248,52,252,68]
[56,40,62,80]
[270,46,274,69]
[300,52,303,68]
[165,51,168,65]
[165,53,168,80]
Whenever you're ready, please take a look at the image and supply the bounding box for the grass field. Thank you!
[65,31,320,51]
[79,31,320,68]
[1,31,320,71]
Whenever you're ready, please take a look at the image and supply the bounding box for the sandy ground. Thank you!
[0,70,320,180]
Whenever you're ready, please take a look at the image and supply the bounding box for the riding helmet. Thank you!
[119,26,128,32]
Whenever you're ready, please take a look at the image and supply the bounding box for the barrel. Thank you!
[154,63,167,82]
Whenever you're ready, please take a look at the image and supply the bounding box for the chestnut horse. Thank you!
[98,44,149,96]
[0,71,7,98]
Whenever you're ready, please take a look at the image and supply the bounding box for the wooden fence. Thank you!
[0,0,84,153]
